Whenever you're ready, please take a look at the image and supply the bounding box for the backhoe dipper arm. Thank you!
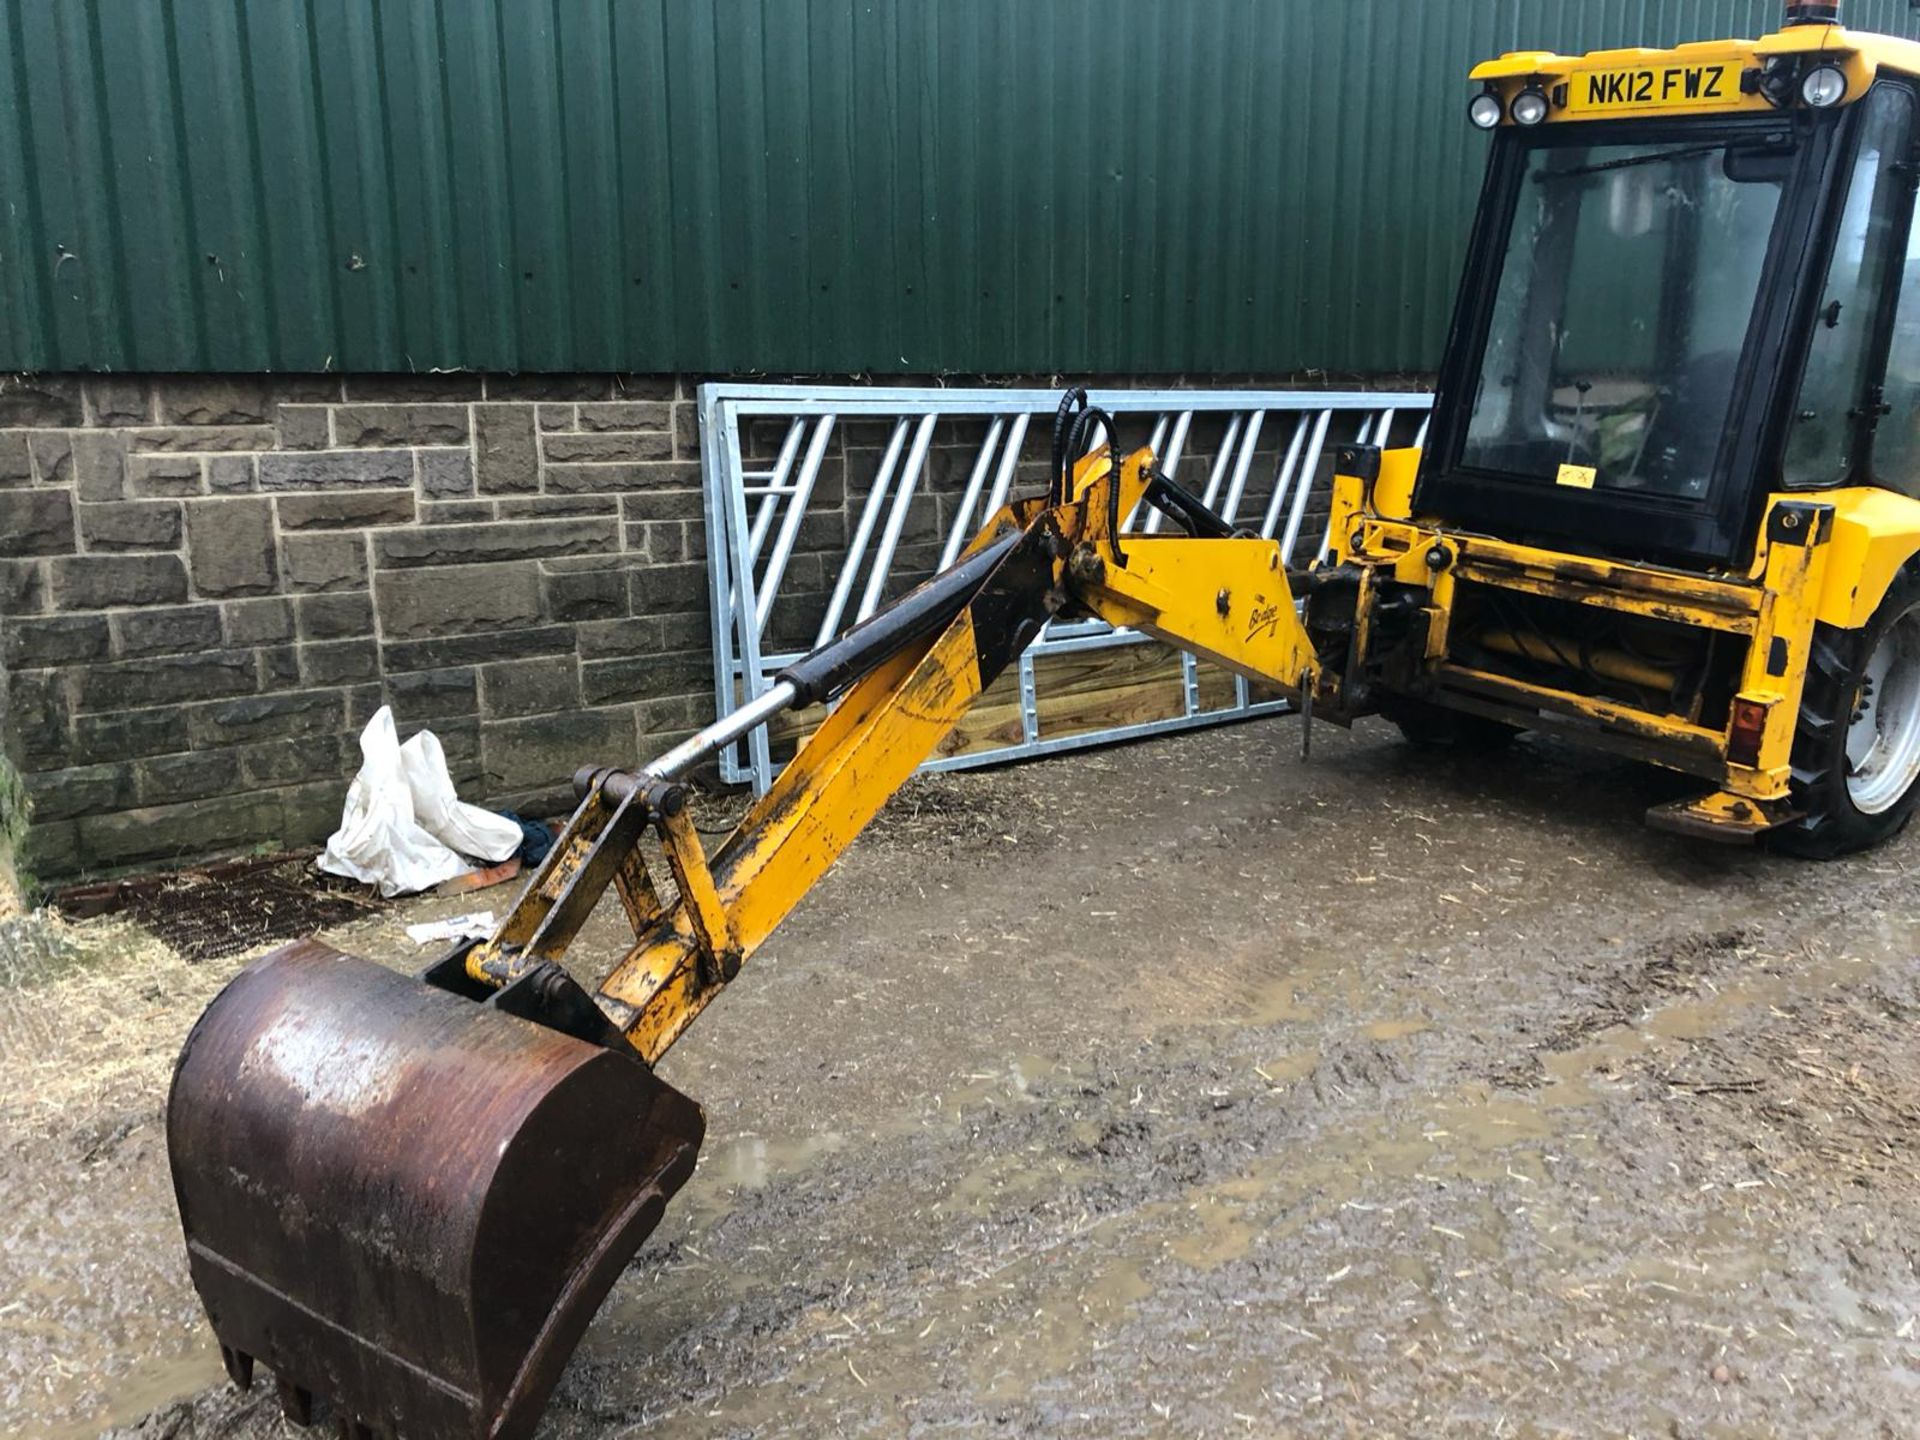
[460,441,1324,1066]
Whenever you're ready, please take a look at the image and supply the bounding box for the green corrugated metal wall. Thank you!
[2,1,1917,376]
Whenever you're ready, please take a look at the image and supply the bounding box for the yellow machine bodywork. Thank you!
[1470,24,1920,126]
[1818,486,1920,626]
[1324,450,1920,839]
[1415,8,1920,838]
[1081,443,1920,843]
[1365,448,1920,633]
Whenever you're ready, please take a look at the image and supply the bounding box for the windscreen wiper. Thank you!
[1536,141,1749,182]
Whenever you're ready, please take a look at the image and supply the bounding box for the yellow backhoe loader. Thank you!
[168,5,1920,1435]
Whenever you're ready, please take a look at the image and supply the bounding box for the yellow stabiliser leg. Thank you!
[1647,500,1836,842]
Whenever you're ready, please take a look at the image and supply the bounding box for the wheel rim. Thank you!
[1845,607,1920,815]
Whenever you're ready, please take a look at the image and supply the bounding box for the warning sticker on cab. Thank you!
[1567,61,1744,115]
[1556,464,1597,490]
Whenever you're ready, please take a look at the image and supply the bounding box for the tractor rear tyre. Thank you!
[1775,565,1920,858]
[1381,696,1519,752]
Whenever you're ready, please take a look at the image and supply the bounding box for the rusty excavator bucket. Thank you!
[166,939,704,1439]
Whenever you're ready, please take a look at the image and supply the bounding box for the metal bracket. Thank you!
[463,766,694,991]
[654,796,741,990]
[492,962,632,1050]
[420,945,631,1051]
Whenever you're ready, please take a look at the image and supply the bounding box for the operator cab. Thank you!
[1417,4,1920,569]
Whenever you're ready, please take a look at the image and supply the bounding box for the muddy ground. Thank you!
[4,717,1918,1438]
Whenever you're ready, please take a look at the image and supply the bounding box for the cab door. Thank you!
[1786,80,1920,499]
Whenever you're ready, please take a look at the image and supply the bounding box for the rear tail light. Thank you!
[1728,695,1771,768]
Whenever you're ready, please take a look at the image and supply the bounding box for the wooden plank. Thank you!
[760,638,1290,769]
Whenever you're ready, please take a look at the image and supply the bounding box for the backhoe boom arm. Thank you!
[461,438,1324,1065]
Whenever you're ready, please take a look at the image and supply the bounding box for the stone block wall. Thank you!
[0,373,715,878]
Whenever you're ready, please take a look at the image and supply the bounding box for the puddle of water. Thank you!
[1644,997,1733,1041]
[1365,1018,1429,1041]
[1257,1050,1320,1086]
[1434,1092,1559,1149]
[974,1252,1159,1403]
[1388,1251,1434,1286]
[1548,941,1868,1073]
[702,1130,848,1191]
[1226,939,1378,1028]
[34,1336,225,1440]
[1145,1084,1576,1287]
[1866,907,1920,954]
[1538,1048,1603,1108]
[940,1053,1066,1118]
[1166,1193,1257,1270]
[1248,978,1318,1024]
[1081,1256,1154,1323]
[1008,1053,1058,1091]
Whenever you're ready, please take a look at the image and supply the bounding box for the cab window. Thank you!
[1784,84,1917,486]
[1874,179,1920,493]
[1461,133,1789,500]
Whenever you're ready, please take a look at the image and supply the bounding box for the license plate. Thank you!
[1567,61,1743,115]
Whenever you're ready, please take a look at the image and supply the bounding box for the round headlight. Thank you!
[1468,91,1505,130]
[1801,64,1847,108]
[1510,87,1551,127]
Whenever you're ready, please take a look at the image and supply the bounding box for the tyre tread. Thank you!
[1773,565,1920,858]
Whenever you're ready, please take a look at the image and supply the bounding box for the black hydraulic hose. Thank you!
[1049,386,1132,562]
[1061,405,1103,486]
[1101,409,1128,566]
[1051,387,1088,506]
[774,530,1023,706]
[1057,400,1125,563]
[1142,468,1235,540]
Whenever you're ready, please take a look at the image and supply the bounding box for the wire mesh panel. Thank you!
[699,384,1432,791]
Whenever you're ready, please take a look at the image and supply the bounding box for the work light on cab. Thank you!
[1510,85,1550,126]
[1800,63,1848,107]
[1468,88,1504,129]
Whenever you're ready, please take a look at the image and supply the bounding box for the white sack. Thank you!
[405,911,497,946]
[400,729,521,863]
[318,708,471,897]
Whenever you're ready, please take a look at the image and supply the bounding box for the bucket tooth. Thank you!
[168,939,705,1440]
[278,1377,315,1426]
[220,1345,254,1391]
